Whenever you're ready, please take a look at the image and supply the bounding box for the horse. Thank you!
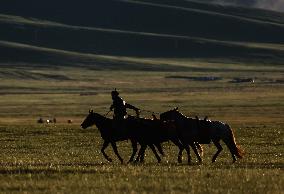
[81,110,168,164]
[197,116,244,163]
[160,108,244,163]
[81,110,135,163]
[160,108,202,164]
[126,115,185,163]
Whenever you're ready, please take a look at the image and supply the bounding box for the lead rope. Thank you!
[139,109,160,115]
[105,109,159,118]
[104,110,112,117]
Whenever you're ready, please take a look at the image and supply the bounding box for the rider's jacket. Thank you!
[110,96,139,120]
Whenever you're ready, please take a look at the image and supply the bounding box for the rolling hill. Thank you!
[0,0,284,70]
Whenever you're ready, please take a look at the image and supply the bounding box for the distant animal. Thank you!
[46,119,52,124]
[160,108,244,163]
[37,117,57,124]
[37,117,44,123]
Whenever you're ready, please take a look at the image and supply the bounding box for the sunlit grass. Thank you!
[0,65,283,193]
[0,123,282,193]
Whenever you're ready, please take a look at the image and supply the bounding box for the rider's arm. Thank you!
[125,103,139,112]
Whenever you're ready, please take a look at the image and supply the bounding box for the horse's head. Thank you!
[160,107,179,121]
[81,110,96,129]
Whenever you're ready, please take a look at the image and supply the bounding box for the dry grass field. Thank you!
[0,65,283,193]
[1,0,284,193]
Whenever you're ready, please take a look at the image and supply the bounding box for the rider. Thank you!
[110,89,140,121]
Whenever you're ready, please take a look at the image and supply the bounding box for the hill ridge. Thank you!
[120,0,284,26]
[1,13,284,54]
[1,0,284,69]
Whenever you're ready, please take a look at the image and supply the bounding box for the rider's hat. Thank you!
[111,88,119,96]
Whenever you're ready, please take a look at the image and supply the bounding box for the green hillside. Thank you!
[0,0,284,69]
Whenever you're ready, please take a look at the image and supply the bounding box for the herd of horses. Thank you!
[81,108,244,164]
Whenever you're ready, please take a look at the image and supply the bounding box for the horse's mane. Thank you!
[174,110,194,120]
[93,112,111,121]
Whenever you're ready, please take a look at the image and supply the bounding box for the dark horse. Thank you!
[81,110,185,163]
[81,110,137,163]
[160,108,244,163]
[126,115,185,163]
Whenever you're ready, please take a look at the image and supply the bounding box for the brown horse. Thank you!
[81,110,184,163]
[160,108,244,163]
[81,110,138,163]
[126,115,185,163]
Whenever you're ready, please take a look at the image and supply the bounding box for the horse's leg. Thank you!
[110,142,124,164]
[184,144,191,164]
[135,144,147,163]
[149,144,161,163]
[138,145,147,162]
[154,143,165,156]
[212,140,223,163]
[222,138,237,163]
[101,141,112,162]
[178,147,184,164]
[195,142,203,157]
[190,142,202,163]
[230,149,237,163]
[136,144,162,163]
[128,139,138,163]
[170,138,184,163]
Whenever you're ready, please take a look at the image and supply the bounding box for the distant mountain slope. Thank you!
[1,14,284,63]
[138,0,284,24]
[1,0,284,43]
[0,40,195,71]
[0,0,284,68]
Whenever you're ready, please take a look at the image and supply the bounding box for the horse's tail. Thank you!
[226,124,244,159]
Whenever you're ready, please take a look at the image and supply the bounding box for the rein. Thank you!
[104,110,112,117]
[103,108,159,118]
[139,109,160,115]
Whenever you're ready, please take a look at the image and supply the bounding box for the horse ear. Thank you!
[204,116,208,121]
[89,109,93,113]
[174,107,178,111]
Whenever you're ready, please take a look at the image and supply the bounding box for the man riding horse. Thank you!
[110,89,140,121]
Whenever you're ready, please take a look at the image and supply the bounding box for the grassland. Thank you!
[0,124,282,194]
[0,0,283,193]
[0,65,283,193]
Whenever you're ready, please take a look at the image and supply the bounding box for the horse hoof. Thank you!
[134,159,142,164]
[140,160,145,163]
